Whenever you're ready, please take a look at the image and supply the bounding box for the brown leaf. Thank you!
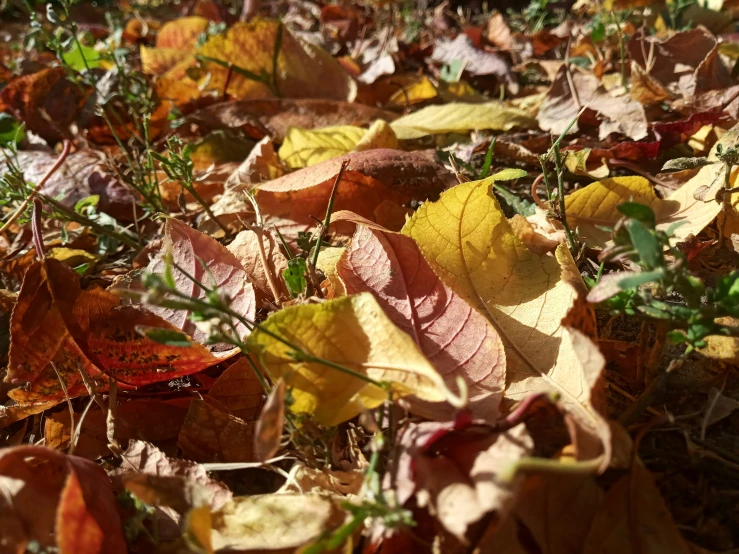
[253,378,285,462]
[0,68,89,142]
[187,98,396,142]
[207,357,265,421]
[0,445,126,554]
[227,229,290,303]
[431,34,516,92]
[255,149,455,240]
[583,463,691,554]
[0,150,137,220]
[146,218,256,350]
[628,27,730,99]
[178,397,255,463]
[334,215,506,420]
[398,418,533,541]
[538,66,647,140]
[6,259,221,404]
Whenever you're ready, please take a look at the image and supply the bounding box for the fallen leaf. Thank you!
[537,66,648,140]
[431,34,516,92]
[253,378,285,461]
[140,16,208,75]
[178,396,255,462]
[390,102,535,140]
[278,120,398,169]
[207,357,265,421]
[583,462,691,554]
[702,387,739,427]
[255,149,455,240]
[0,445,126,554]
[402,175,612,466]
[334,215,505,420]
[564,173,723,247]
[6,259,221,404]
[0,149,137,220]
[0,67,88,142]
[211,494,346,552]
[227,229,290,304]
[187,98,396,142]
[245,293,447,425]
[628,27,730,100]
[146,218,256,349]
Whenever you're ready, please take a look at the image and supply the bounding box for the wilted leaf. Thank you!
[0,149,137,220]
[246,293,447,425]
[254,378,285,461]
[211,494,346,552]
[334,215,505,420]
[390,102,535,140]
[431,34,515,85]
[0,445,126,554]
[165,19,356,102]
[146,218,256,349]
[402,176,612,465]
[207,357,264,421]
[564,173,723,247]
[178,397,255,462]
[6,259,221,404]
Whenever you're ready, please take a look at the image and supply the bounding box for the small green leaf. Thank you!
[480,137,496,178]
[617,202,656,227]
[617,268,664,290]
[0,113,25,146]
[625,219,661,268]
[62,42,99,71]
[283,257,308,297]
[493,183,535,216]
[591,20,606,42]
[74,195,100,214]
[136,326,193,347]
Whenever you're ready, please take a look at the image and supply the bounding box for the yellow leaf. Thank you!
[279,120,398,169]
[211,494,346,552]
[315,246,348,298]
[279,125,366,168]
[402,177,610,465]
[386,75,438,107]
[564,172,725,248]
[185,505,214,554]
[245,293,446,425]
[390,101,535,140]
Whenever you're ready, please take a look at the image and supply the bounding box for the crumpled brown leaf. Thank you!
[432,34,517,93]
[538,66,647,140]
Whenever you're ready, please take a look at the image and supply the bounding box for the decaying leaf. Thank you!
[334,214,505,420]
[253,378,285,462]
[207,357,265,421]
[211,494,346,552]
[227,228,290,304]
[246,293,447,425]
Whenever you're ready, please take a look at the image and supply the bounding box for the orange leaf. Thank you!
[6,258,220,404]
[208,357,265,421]
[0,445,126,554]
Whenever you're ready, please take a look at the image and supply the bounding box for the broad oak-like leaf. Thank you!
[333,212,505,420]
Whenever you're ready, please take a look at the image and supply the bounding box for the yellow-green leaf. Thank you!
[278,120,398,169]
[245,293,446,425]
[390,101,536,140]
[564,172,725,247]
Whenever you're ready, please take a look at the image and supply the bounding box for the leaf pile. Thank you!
[0,0,738,553]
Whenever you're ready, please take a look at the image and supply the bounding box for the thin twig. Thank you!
[310,160,349,271]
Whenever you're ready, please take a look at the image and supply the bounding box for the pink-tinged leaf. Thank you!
[334,213,506,420]
[147,218,256,349]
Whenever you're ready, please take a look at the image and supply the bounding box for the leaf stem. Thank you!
[310,160,349,271]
